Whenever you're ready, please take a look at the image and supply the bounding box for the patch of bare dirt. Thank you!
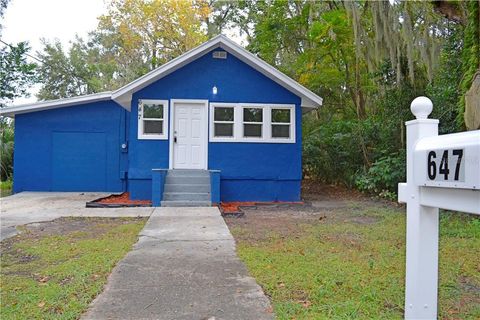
[302,179,394,209]
[347,216,381,225]
[224,202,330,243]
[224,182,394,243]
[226,213,313,243]
[459,276,480,295]
[301,179,365,201]
[444,277,480,319]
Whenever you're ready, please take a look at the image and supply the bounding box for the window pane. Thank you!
[243,108,263,122]
[214,107,234,121]
[272,109,290,123]
[143,104,163,119]
[144,120,163,134]
[244,124,262,137]
[272,124,290,138]
[214,123,233,137]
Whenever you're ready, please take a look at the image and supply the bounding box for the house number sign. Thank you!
[413,131,479,190]
[426,149,464,182]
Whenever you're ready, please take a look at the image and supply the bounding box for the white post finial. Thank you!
[411,96,433,119]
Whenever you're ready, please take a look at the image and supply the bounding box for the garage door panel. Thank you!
[52,132,107,191]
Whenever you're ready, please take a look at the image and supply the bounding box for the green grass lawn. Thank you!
[0,217,146,320]
[228,204,480,319]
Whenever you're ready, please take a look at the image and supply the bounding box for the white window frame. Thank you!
[138,99,169,140]
[242,105,264,140]
[271,107,293,140]
[209,103,295,143]
[211,103,236,140]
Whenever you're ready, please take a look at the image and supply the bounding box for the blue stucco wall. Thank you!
[13,101,127,193]
[129,48,302,201]
[12,48,303,201]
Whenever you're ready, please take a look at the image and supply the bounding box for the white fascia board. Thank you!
[112,34,323,110]
[0,92,112,117]
[113,94,134,111]
[301,97,318,109]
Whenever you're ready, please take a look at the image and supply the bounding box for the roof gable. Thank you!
[0,35,322,117]
[112,35,323,110]
[134,47,301,105]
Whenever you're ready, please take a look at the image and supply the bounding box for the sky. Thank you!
[1,0,107,105]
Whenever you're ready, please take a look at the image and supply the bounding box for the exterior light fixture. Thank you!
[212,86,218,95]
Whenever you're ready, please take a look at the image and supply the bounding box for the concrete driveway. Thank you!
[0,192,154,241]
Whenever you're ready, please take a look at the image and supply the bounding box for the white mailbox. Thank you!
[398,96,480,320]
[414,131,480,190]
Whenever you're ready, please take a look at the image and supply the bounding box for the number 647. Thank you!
[428,149,463,181]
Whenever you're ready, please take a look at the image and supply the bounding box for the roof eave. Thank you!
[0,92,112,117]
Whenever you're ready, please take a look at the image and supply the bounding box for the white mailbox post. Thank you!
[398,96,480,320]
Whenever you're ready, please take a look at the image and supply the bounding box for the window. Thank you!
[138,100,168,139]
[213,106,234,137]
[243,107,263,138]
[209,103,295,143]
[271,108,291,138]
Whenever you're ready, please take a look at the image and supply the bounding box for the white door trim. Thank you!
[169,99,209,170]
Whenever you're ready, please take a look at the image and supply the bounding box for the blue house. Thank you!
[0,35,323,206]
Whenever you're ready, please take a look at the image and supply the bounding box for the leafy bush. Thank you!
[303,115,403,188]
[354,152,406,200]
[0,121,14,181]
[303,119,365,186]
[0,179,12,190]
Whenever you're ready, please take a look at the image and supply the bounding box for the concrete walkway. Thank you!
[0,192,154,240]
[83,207,273,320]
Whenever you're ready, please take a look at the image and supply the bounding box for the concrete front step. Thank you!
[161,169,212,206]
[167,169,210,177]
[163,192,210,201]
[165,176,210,185]
[161,200,212,207]
[164,184,210,193]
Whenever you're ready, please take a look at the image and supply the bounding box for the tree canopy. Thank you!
[36,0,210,100]
[0,0,37,107]
[0,42,37,106]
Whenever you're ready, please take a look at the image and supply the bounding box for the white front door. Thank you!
[172,100,208,169]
